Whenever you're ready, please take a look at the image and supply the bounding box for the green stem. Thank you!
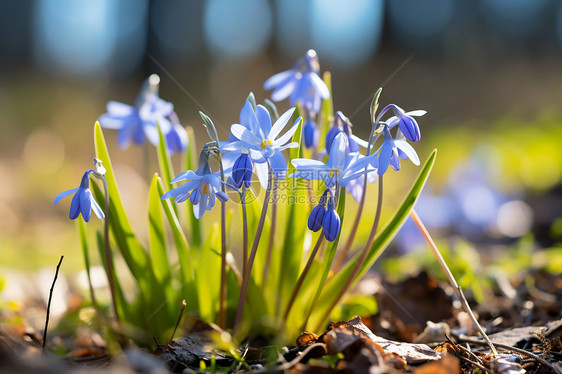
[262,178,278,285]
[314,175,383,332]
[241,187,248,279]
[234,166,273,332]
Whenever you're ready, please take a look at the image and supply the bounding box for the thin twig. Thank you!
[42,255,64,353]
[314,175,383,332]
[169,299,187,343]
[458,355,492,374]
[410,209,499,357]
[459,337,561,374]
[252,343,327,373]
[234,166,273,332]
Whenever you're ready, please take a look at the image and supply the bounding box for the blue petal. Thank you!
[398,114,421,143]
[269,151,287,180]
[239,100,260,135]
[322,209,341,241]
[270,75,298,102]
[256,105,272,138]
[308,204,326,232]
[69,190,82,220]
[190,188,201,204]
[216,191,229,203]
[325,126,341,154]
[303,120,318,149]
[193,192,209,219]
[264,70,294,90]
[80,189,92,222]
[328,133,348,170]
[310,72,330,99]
[54,187,79,205]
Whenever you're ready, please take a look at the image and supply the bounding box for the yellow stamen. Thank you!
[261,139,267,149]
[268,139,272,146]
[202,184,209,194]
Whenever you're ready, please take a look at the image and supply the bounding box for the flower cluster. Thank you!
[98,74,188,154]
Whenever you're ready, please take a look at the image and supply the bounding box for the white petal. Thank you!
[264,70,294,90]
[269,107,296,141]
[272,118,299,146]
[231,124,262,146]
[54,187,79,205]
[394,140,420,165]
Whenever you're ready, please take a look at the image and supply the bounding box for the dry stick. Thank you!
[252,343,327,373]
[314,175,383,332]
[101,176,119,322]
[459,337,561,374]
[410,209,499,357]
[283,233,325,322]
[169,299,187,343]
[262,178,278,284]
[234,168,273,332]
[42,255,64,353]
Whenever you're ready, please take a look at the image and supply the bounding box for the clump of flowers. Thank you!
[55,50,435,345]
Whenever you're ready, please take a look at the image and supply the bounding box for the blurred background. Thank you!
[1,0,561,283]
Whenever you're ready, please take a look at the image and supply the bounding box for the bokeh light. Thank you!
[203,0,273,59]
[310,0,383,67]
[32,0,147,76]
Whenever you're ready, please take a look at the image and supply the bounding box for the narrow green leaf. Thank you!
[156,122,175,191]
[318,71,333,151]
[184,126,202,247]
[92,122,155,298]
[156,177,197,308]
[310,150,437,328]
[148,173,171,286]
[370,87,383,123]
[76,217,96,307]
[199,111,219,145]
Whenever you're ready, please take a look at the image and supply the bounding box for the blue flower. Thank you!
[291,132,375,188]
[99,76,174,149]
[322,191,340,241]
[54,170,104,222]
[161,149,229,219]
[374,125,420,175]
[325,111,368,154]
[264,50,330,114]
[377,104,425,143]
[223,104,300,189]
[165,112,189,155]
[303,118,319,149]
[232,152,253,189]
[308,203,326,232]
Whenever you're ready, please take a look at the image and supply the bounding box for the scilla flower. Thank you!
[54,169,104,222]
[98,75,174,149]
[162,145,229,219]
[291,133,375,189]
[374,125,420,175]
[264,49,330,114]
[232,151,253,189]
[223,104,299,189]
[376,104,425,143]
[325,111,367,154]
[165,112,189,155]
[307,188,340,241]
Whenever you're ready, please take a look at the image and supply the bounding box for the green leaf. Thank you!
[318,71,333,151]
[92,122,155,298]
[76,217,97,308]
[156,177,197,308]
[311,149,437,330]
[199,111,219,145]
[184,126,202,247]
[156,122,175,191]
[370,87,382,123]
[148,173,171,287]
